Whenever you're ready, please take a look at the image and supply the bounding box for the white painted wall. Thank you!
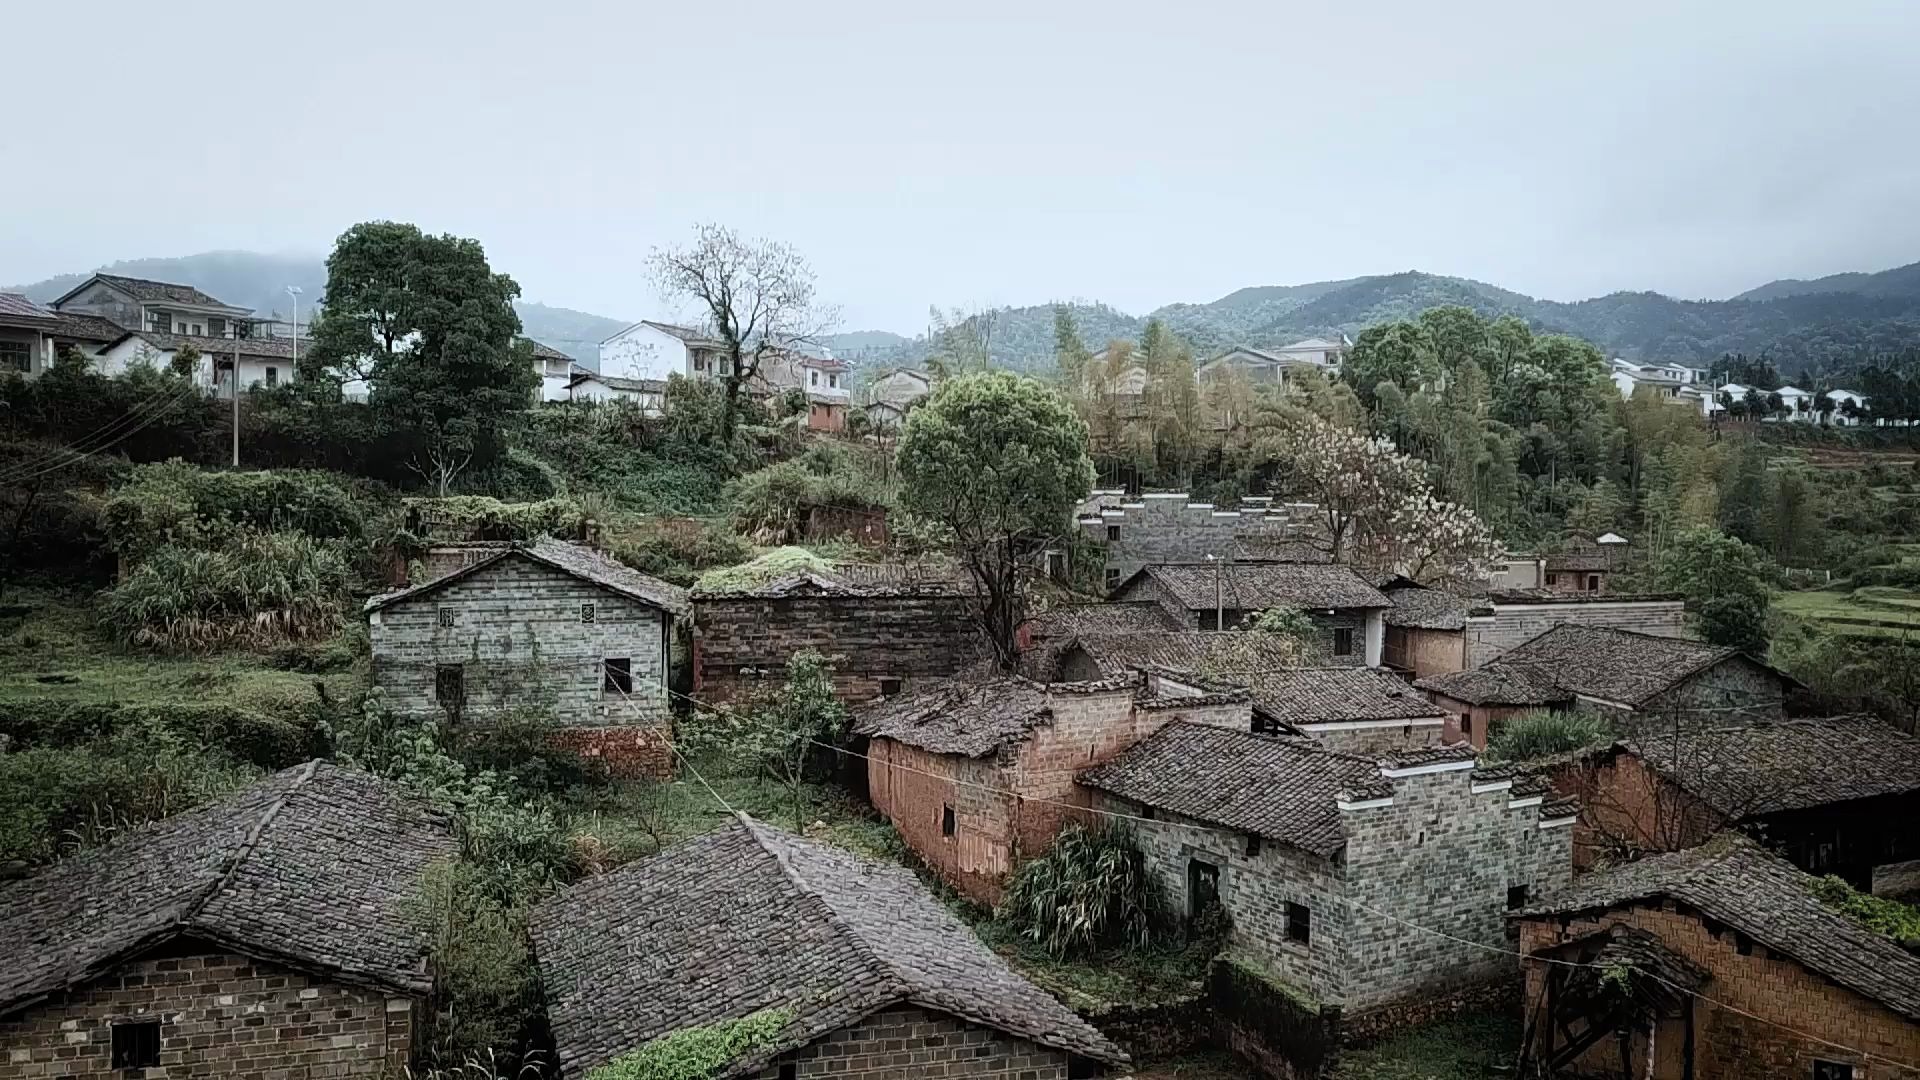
[569,376,664,414]
[599,323,689,382]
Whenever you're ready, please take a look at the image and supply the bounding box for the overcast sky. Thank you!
[6,0,1920,332]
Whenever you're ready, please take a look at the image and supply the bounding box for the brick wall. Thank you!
[1465,599,1688,667]
[1082,494,1297,582]
[1302,720,1447,757]
[694,593,982,707]
[1385,626,1467,679]
[867,738,1015,904]
[1646,658,1787,725]
[1424,695,1539,751]
[545,725,674,779]
[0,944,414,1079]
[369,557,671,727]
[1518,903,1920,1079]
[1010,687,1173,856]
[1547,751,1722,871]
[747,1004,1081,1079]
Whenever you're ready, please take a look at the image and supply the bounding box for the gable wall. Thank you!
[0,947,413,1080]
[1465,600,1689,667]
[598,323,686,382]
[866,738,1016,905]
[1009,688,1173,856]
[693,593,982,706]
[749,1003,1079,1079]
[53,283,142,329]
[1648,658,1787,725]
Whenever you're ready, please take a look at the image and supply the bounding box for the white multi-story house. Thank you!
[1826,388,1870,425]
[1196,338,1349,387]
[597,320,731,383]
[51,273,258,340]
[528,339,587,402]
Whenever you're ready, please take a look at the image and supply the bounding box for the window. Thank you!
[435,664,465,705]
[1461,713,1474,737]
[207,317,226,337]
[111,1020,161,1069]
[1106,524,1121,542]
[581,601,597,624]
[1245,835,1263,858]
[1187,859,1220,921]
[1544,572,1559,586]
[829,373,839,388]
[1506,884,1529,910]
[147,310,172,332]
[1068,1056,1103,1079]
[778,1065,798,1080]
[188,323,204,336]
[265,366,278,387]
[809,370,818,386]
[941,804,956,837]
[1199,611,1220,631]
[436,607,455,628]
[0,340,29,374]
[1285,902,1312,944]
[1813,1062,1856,1080]
[603,657,633,694]
[1332,627,1354,656]
[1586,574,1601,592]
[1104,568,1120,591]
[879,677,903,698]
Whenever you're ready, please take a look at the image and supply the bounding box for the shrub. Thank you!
[1483,710,1614,763]
[410,861,545,1071]
[585,1009,791,1080]
[609,519,754,587]
[997,823,1166,959]
[0,700,327,768]
[101,530,354,652]
[692,547,834,593]
[727,442,894,545]
[1808,875,1920,949]
[99,461,376,564]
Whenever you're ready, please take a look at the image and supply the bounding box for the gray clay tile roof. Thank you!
[637,319,723,346]
[1119,562,1391,612]
[1238,667,1449,727]
[1491,625,1764,707]
[1063,631,1311,678]
[692,560,971,599]
[46,311,125,341]
[1383,586,1475,630]
[1519,835,1920,1022]
[1414,664,1572,707]
[1481,589,1683,606]
[1545,551,1610,571]
[0,293,56,325]
[570,372,667,394]
[78,273,241,308]
[1624,715,1920,820]
[1078,723,1389,856]
[364,537,688,616]
[108,330,313,361]
[521,337,573,360]
[1022,602,1183,641]
[0,761,454,1016]
[532,815,1125,1077]
[851,674,1132,757]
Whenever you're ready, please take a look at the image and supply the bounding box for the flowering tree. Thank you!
[1379,491,1502,587]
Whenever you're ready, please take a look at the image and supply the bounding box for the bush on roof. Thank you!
[1482,710,1614,763]
[692,547,834,593]
[585,1009,792,1080]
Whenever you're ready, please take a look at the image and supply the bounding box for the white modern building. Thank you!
[597,320,730,383]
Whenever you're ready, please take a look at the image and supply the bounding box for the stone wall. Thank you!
[749,1004,1080,1079]
[368,557,671,728]
[0,943,414,1080]
[1518,903,1920,1080]
[694,592,981,706]
[1646,657,1787,725]
[1081,493,1301,583]
[1464,599,1688,667]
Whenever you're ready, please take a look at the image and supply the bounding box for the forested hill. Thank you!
[6,252,630,367]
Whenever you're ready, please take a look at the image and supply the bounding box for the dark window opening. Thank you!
[1104,568,1120,591]
[778,1064,798,1080]
[1199,611,1220,631]
[1586,574,1601,592]
[436,607,455,628]
[880,677,903,698]
[1285,902,1311,944]
[1813,1062,1856,1080]
[603,657,633,694]
[581,601,596,623]
[1506,884,1529,910]
[1187,859,1220,921]
[1068,1055,1104,1079]
[1106,524,1121,541]
[1736,936,1754,956]
[1461,713,1475,737]
[1544,572,1559,586]
[1332,627,1354,656]
[434,664,465,705]
[112,1020,161,1069]
[265,366,278,387]
[1245,835,1263,858]
[941,804,956,837]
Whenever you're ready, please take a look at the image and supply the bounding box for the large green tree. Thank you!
[897,372,1093,668]
[306,221,534,494]
[1657,527,1775,654]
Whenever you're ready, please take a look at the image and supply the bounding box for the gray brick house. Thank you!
[0,762,454,1079]
[366,538,687,777]
[1080,728,1573,1027]
[532,814,1128,1079]
[1108,562,1390,665]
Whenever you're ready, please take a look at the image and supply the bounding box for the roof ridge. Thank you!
[187,760,321,924]
[737,815,912,999]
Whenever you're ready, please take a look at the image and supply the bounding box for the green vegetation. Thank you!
[727,441,895,545]
[585,1009,791,1080]
[1483,711,1614,763]
[692,547,833,593]
[1656,527,1774,654]
[678,651,849,830]
[1329,1012,1522,1080]
[102,531,355,652]
[1808,876,1920,949]
[996,823,1168,959]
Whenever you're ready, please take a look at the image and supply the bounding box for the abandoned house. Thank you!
[1074,491,1320,586]
[1079,729,1573,1028]
[1044,629,1314,683]
[692,561,981,706]
[1014,601,1181,679]
[1515,836,1920,1080]
[1463,589,1688,667]
[1227,667,1452,754]
[1539,532,1631,595]
[1109,561,1390,663]
[1552,715,1920,891]
[1417,625,1797,742]
[0,762,453,1080]
[1381,585,1475,678]
[532,814,1127,1080]
[364,537,687,778]
[853,672,1249,903]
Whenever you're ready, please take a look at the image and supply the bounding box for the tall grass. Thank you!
[997,823,1167,959]
[1482,710,1614,763]
[102,531,353,653]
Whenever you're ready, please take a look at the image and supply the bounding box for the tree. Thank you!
[1657,527,1774,654]
[1342,322,1438,411]
[897,372,1093,669]
[649,224,836,439]
[1052,305,1091,388]
[683,650,846,829]
[307,221,535,494]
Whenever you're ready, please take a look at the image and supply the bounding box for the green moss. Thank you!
[692,547,834,593]
[1808,875,1920,948]
[585,1009,792,1080]
[1222,953,1322,1013]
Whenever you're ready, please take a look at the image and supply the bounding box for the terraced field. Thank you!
[1776,586,1920,639]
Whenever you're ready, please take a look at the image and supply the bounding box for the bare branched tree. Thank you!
[648,224,838,438]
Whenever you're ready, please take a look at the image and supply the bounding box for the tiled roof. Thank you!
[1235,667,1448,727]
[1519,836,1920,1022]
[1493,625,1759,707]
[521,337,572,360]
[851,674,1131,757]
[0,293,56,326]
[108,330,312,361]
[1063,631,1309,678]
[1482,589,1683,606]
[1022,603,1183,641]
[1545,552,1609,571]
[1625,715,1920,820]
[1119,562,1390,611]
[640,319,722,346]
[1233,537,1332,563]
[532,816,1125,1077]
[1078,723,1389,856]
[1414,665,1572,707]
[571,372,667,394]
[692,561,971,599]
[1383,586,1474,630]
[0,762,454,1015]
[46,311,125,342]
[83,273,239,308]
[364,538,688,616]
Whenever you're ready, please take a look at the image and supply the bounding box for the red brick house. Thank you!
[853,672,1250,903]
[0,762,454,1079]
[1515,836,1920,1079]
[532,814,1127,1079]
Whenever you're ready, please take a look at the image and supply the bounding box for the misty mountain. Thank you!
[5,252,629,367]
[1734,261,1920,303]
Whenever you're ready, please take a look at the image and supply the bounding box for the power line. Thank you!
[0,375,209,485]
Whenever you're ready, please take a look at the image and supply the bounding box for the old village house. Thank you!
[1380,584,1690,679]
[1079,732,1573,1030]
[365,538,687,778]
[1108,562,1390,663]
[532,814,1127,1080]
[1516,837,1920,1080]
[0,763,453,1079]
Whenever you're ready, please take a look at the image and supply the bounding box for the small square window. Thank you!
[1106,524,1121,542]
[1545,572,1559,586]
[1245,835,1263,859]
[879,677,903,698]
[1068,1056,1103,1079]
[112,1019,161,1069]
[941,804,956,837]
[1332,627,1354,656]
[435,664,465,705]
[1104,568,1120,591]
[436,607,455,628]
[1813,1062,1855,1080]
[1506,884,1530,910]
[581,601,597,624]
[603,657,632,694]
[1285,902,1311,944]
[778,1065,798,1080]
[265,366,278,387]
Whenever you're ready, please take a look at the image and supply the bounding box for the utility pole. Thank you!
[286,285,303,367]
[231,341,240,468]
[1209,552,1224,631]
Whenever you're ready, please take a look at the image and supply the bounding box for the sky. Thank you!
[6,0,1920,333]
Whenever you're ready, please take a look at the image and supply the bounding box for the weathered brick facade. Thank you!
[1518,904,1920,1079]
[1464,596,1687,668]
[0,943,415,1080]
[694,591,982,706]
[747,1004,1085,1079]
[1382,624,1466,679]
[1077,492,1306,583]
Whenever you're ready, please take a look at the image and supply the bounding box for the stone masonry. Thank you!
[746,1004,1082,1079]
[1078,492,1312,585]
[0,945,414,1080]
[1465,596,1687,667]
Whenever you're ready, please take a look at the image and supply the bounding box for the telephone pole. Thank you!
[231,341,240,468]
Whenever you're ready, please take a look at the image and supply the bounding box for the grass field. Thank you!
[1775,586,1920,640]
[1133,1013,1522,1080]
